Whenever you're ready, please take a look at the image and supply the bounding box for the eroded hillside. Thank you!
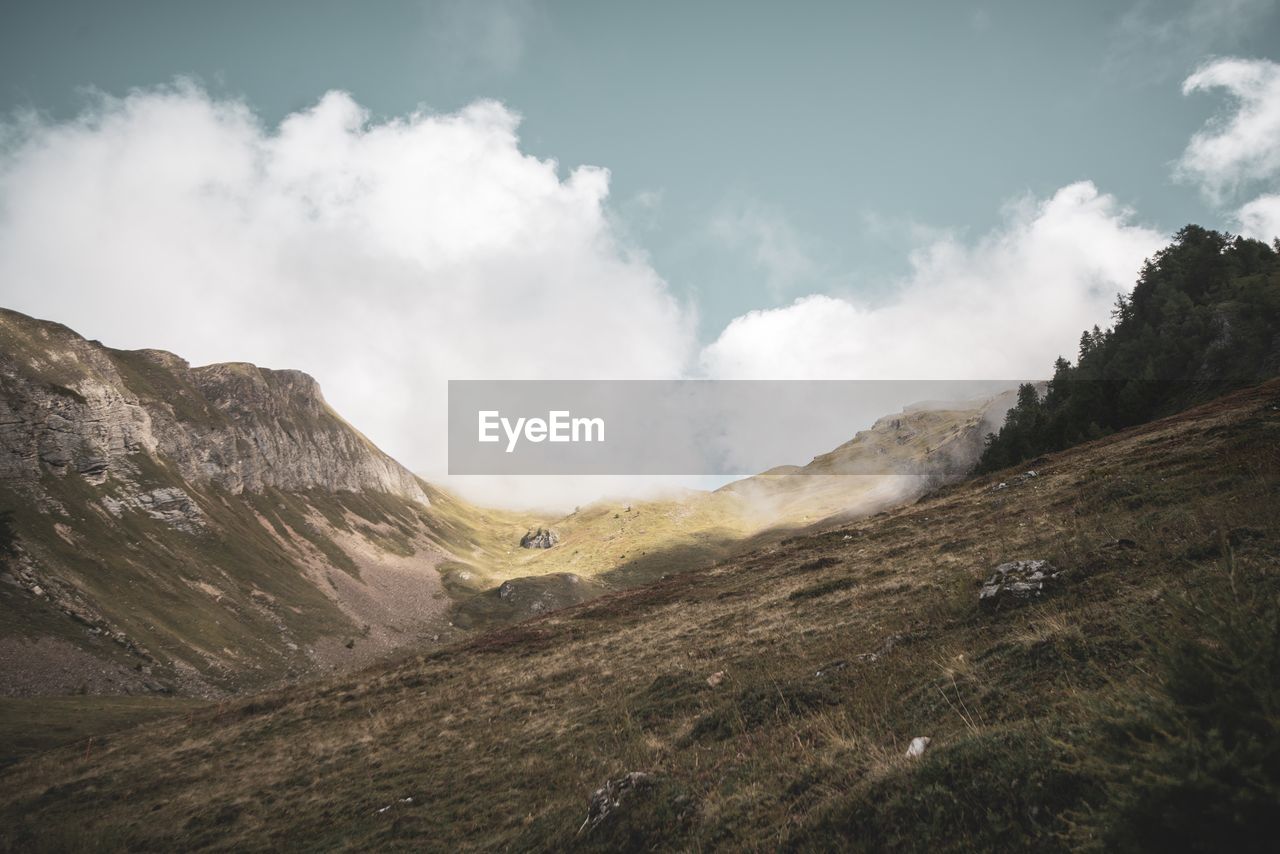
[0,308,533,696]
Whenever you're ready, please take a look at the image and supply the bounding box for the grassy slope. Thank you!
[0,696,207,769]
[456,403,999,621]
[2,380,1276,851]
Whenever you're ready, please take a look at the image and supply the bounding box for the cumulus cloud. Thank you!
[0,82,695,507]
[1237,193,1280,240]
[0,83,1185,509]
[1177,57,1280,200]
[700,182,1165,380]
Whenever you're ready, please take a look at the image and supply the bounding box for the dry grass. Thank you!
[1,381,1278,851]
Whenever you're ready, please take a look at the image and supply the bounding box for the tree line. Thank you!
[978,225,1280,473]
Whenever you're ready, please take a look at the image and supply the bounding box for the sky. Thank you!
[1,1,1279,508]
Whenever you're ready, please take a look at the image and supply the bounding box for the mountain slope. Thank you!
[0,307,1013,688]
[7,377,1274,850]
[0,308,532,696]
[449,392,1017,627]
[980,227,1280,471]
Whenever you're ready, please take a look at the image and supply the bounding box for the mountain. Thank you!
[717,390,1020,523]
[449,392,1018,628]
[4,377,1275,850]
[0,308,531,697]
[0,307,1029,692]
[0,308,1018,692]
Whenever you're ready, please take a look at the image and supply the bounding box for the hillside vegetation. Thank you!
[3,378,1276,851]
[980,227,1280,471]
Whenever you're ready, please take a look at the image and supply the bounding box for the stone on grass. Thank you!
[978,559,1062,609]
[906,736,931,758]
[579,772,655,834]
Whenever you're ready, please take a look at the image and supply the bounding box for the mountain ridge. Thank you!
[0,307,530,697]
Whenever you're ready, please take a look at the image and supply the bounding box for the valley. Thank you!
[1,374,1275,850]
[0,308,1009,697]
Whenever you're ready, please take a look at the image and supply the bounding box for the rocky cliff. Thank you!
[0,308,523,698]
[0,308,426,501]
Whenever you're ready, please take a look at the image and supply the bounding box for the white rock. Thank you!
[905,736,931,758]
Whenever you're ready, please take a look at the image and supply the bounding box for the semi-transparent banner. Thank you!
[447,380,1031,475]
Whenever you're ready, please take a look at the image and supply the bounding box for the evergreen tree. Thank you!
[977,227,1280,473]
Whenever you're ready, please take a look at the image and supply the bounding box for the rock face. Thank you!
[101,487,206,534]
[0,308,471,697]
[0,308,427,503]
[978,559,1063,608]
[520,527,558,549]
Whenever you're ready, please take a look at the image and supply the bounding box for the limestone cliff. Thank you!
[0,308,426,502]
[0,308,522,698]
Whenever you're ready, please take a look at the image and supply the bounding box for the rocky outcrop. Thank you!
[520,527,558,549]
[101,487,206,534]
[905,736,932,758]
[0,308,427,504]
[978,559,1063,608]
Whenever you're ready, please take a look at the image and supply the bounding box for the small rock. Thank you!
[978,559,1063,609]
[706,671,725,688]
[579,772,655,834]
[906,736,931,758]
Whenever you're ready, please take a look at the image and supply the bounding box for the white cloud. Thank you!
[700,182,1165,381]
[0,83,1187,510]
[1237,193,1280,240]
[0,82,695,508]
[1177,57,1280,200]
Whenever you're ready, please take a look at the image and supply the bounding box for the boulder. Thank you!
[520,527,559,549]
[978,559,1062,609]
